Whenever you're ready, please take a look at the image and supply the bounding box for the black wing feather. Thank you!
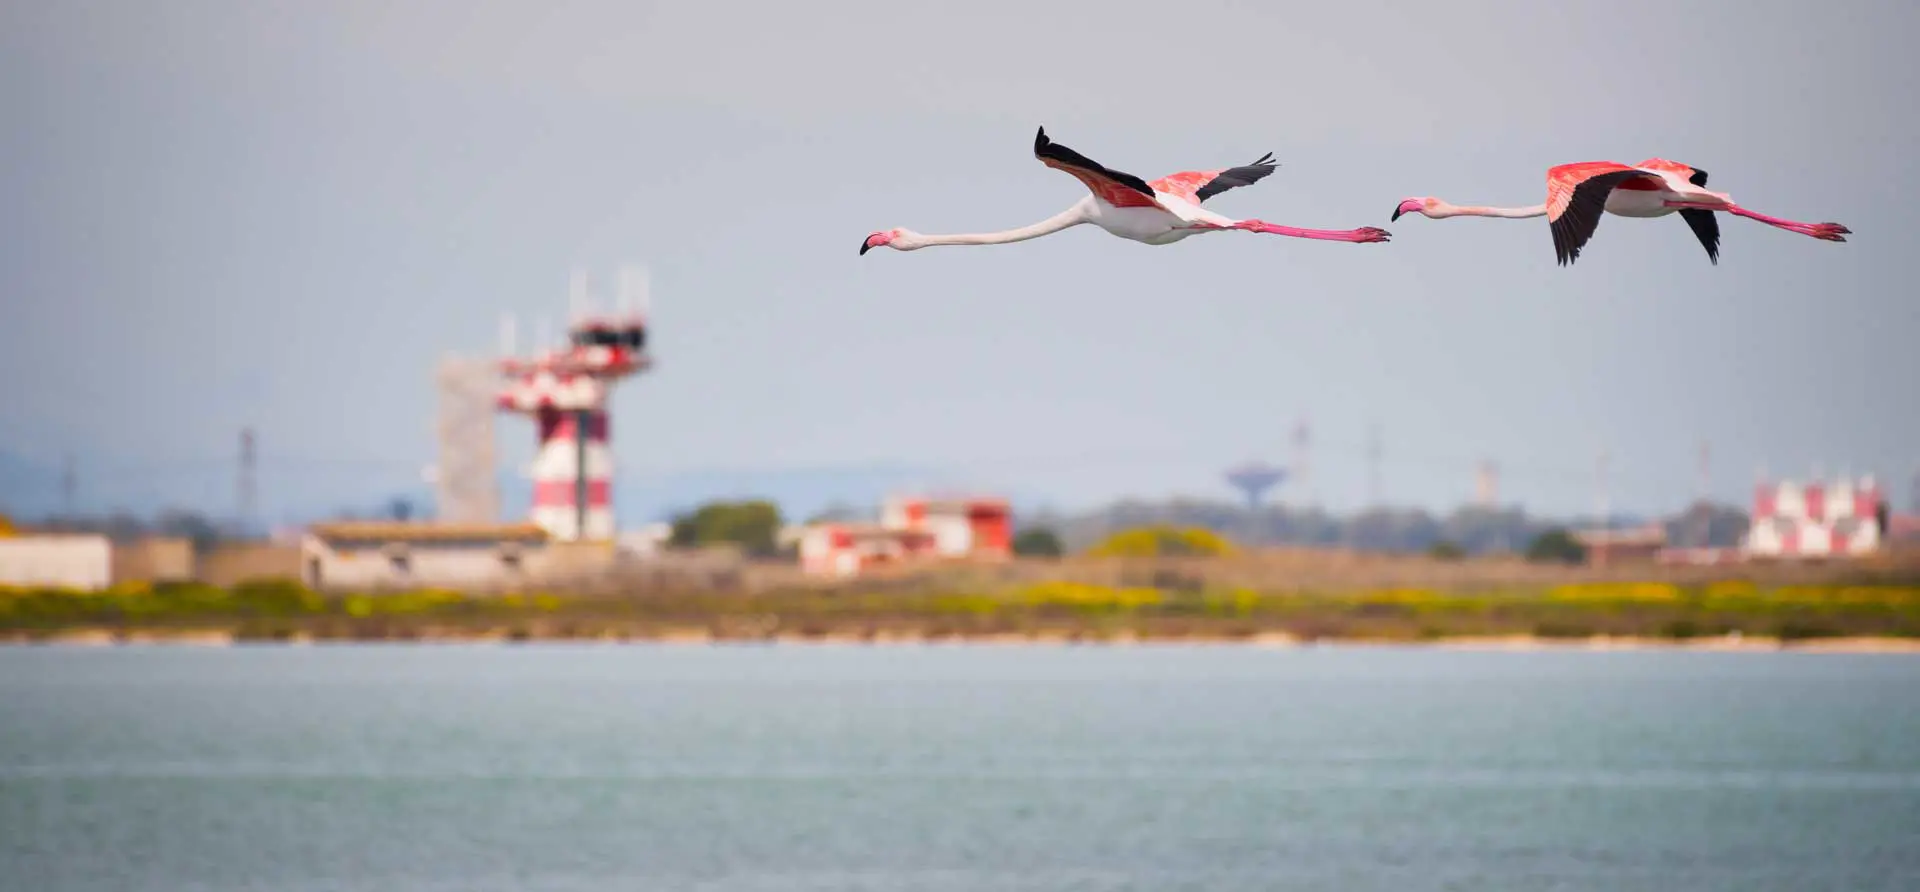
[1195,153,1279,203]
[1679,208,1721,264]
[1551,170,1657,266]
[1688,167,1709,187]
[1032,127,1156,199]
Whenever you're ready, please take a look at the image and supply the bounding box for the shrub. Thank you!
[1011,528,1064,558]
[1525,528,1587,564]
[1087,526,1234,558]
[1427,540,1466,560]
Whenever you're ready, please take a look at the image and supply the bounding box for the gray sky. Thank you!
[2,0,1915,519]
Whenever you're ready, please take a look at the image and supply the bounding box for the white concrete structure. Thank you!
[0,535,113,590]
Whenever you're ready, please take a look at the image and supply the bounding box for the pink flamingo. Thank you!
[860,127,1391,255]
[1390,159,1850,266]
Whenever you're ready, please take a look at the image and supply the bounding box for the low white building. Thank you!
[0,535,113,591]
[300,521,555,590]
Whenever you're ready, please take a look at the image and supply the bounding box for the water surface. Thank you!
[3,644,1917,891]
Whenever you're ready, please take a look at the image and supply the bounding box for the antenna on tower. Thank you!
[618,264,650,319]
[569,269,590,324]
[499,311,518,358]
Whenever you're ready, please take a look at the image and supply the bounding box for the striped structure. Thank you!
[1744,476,1885,559]
[496,317,651,542]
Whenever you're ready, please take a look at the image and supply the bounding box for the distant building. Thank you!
[798,523,939,578]
[300,521,555,590]
[1572,523,1666,565]
[110,537,196,586]
[880,495,1013,559]
[1744,476,1885,559]
[616,522,673,559]
[798,495,1013,578]
[0,534,112,590]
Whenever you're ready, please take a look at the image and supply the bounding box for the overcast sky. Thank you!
[2,0,1915,519]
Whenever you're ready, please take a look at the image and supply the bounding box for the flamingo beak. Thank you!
[1390,205,1404,222]
[859,237,873,256]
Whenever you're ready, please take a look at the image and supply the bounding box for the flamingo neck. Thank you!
[905,206,1088,248]
[1434,201,1547,219]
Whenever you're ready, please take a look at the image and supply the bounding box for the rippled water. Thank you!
[2,644,1918,891]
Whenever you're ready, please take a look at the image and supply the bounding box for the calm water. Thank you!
[2,644,1918,892]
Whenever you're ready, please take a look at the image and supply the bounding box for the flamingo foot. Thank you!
[1351,226,1393,244]
[1800,222,1851,242]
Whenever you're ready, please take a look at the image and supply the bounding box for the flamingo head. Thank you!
[1391,197,1438,222]
[860,228,915,255]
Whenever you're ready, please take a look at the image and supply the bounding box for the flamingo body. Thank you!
[1393,159,1848,266]
[860,127,1390,256]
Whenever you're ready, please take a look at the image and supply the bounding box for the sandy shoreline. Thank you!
[6,628,1920,653]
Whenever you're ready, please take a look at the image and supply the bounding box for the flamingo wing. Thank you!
[1634,158,1709,188]
[1635,158,1719,263]
[1033,127,1166,210]
[1546,161,1667,266]
[1151,153,1279,204]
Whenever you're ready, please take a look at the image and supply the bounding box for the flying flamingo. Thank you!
[1389,159,1851,266]
[859,127,1392,255]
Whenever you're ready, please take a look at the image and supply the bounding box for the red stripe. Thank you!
[534,410,610,442]
[531,479,612,506]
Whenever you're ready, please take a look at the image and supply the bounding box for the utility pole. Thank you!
[60,453,76,517]
[1697,440,1711,504]
[1366,422,1382,507]
[1291,417,1312,509]
[1594,448,1611,569]
[238,428,257,534]
[1691,439,1712,548]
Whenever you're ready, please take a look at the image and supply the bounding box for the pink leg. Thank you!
[1664,201,1850,242]
[1231,219,1392,243]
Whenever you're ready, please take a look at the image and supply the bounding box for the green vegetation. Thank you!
[1011,527,1064,558]
[1427,540,1466,561]
[669,500,784,556]
[5,576,1918,644]
[1525,528,1587,564]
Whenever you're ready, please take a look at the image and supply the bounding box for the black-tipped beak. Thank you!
[859,237,873,256]
[1390,205,1404,223]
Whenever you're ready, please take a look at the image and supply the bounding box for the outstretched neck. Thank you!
[1433,200,1547,219]
[909,205,1089,247]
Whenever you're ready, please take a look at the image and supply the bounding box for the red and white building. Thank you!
[1744,476,1886,559]
[497,312,650,543]
[798,495,1013,578]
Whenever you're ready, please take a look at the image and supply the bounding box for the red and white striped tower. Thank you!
[496,269,653,542]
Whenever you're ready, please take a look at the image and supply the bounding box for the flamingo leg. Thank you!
[1663,201,1851,242]
[1223,219,1391,243]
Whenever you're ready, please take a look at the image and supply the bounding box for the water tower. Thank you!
[1224,462,1287,512]
[496,267,654,542]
